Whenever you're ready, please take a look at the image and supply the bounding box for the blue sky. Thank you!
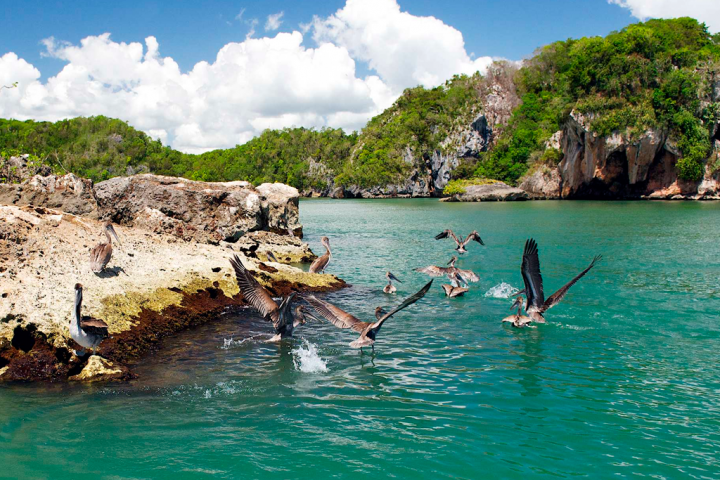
[4,0,638,80]
[1,0,717,152]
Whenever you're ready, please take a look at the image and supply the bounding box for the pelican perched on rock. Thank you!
[383,272,402,294]
[435,229,484,254]
[415,256,479,286]
[266,251,279,263]
[502,295,533,328]
[305,280,433,351]
[309,236,331,273]
[90,222,120,273]
[230,255,304,341]
[70,284,109,356]
[441,271,470,298]
[516,239,602,324]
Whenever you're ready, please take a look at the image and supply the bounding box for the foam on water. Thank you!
[221,335,262,349]
[292,339,328,373]
[484,282,519,299]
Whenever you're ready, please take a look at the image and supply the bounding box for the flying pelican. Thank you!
[70,284,109,356]
[309,236,331,273]
[305,280,433,351]
[441,271,470,297]
[435,229,484,254]
[230,255,304,341]
[383,272,402,294]
[90,222,120,273]
[502,295,533,328]
[415,256,479,285]
[517,238,602,324]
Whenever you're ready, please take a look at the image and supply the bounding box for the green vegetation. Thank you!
[1,19,718,189]
[442,177,499,195]
[477,17,720,183]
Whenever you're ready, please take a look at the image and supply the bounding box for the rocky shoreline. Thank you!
[0,170,345,383]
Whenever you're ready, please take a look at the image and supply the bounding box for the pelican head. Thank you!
[105,222,121,246]
[294,305,312,325]
[510,296,523,311]
[375,306,387,318]
[320,236,331,251]
[447,256,458,267]
[386,271,402,283]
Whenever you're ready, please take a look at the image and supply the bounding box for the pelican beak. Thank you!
[388,272,402,283]
[510,297,521,310]
[107,224,121,247]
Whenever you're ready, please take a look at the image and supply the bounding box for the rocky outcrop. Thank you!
[441,182,528,202]
[236,230,316,263]
[95,174,302,244]
[538,111,720,200]
[0,205,344,382]
[0,171,98,216]
[519,168,562,199]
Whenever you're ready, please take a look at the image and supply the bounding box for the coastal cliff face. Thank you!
[520,111,720,200]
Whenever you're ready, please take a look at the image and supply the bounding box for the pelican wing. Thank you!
[462,230,484,246]
[309,253,330,273]
[80,317,109,337]
[521,239,545,309]
[230,255,280,326]
[414,265,447,277]
[304,295,368,333]
[435,229,461,246]
[90,243,112,273]
[456,268,479,283]
[373,280,433,328]
[542,255,602,312]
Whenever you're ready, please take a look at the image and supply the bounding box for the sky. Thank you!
[1,0,718,153]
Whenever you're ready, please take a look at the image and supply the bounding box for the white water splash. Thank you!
[484,282,519,299]
[292,339,328,373]
[221,335,261,349]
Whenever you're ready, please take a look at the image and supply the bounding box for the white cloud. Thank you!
[609,0,720,32]
[235,8,246,21]
[265,12,284,32]
[0,0,493,153]
[311,0,493,90]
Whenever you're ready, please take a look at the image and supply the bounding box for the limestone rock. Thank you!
[256,183,302,236]
[442,182,528,202]
[95,174,301,244]
[240,230,316,264]
[0,173,98,216]
[519,168,562,199]
[70,356,127,382]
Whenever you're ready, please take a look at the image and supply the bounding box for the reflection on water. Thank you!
[2,199,720,479]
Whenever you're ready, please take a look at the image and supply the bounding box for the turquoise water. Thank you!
[2,199,720,479]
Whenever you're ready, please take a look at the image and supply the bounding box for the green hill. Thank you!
[1,18,718,189]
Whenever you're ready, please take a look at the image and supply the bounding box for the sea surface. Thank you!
[2,199,720,479]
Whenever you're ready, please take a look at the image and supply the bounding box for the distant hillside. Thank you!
[1,18,718,197]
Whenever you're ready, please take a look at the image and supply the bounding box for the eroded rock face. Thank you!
[0,173,98,216]
[441,182,528,202]
[95,174,301,243]
[236,230,316,263]
[519,168,562,199]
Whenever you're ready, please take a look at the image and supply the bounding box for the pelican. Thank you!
[230,255,303,341]
[383,271,402,294]
[435,229,484,254]
[441,271,470,297]
[266,251,279,263]
[517,239,602,324]
[415,256,479,285]
[90,222,120,273]
[309,236,331,273]
[502,295,533,328]
[287,227,295,237]
[305,280,433,351]
[70,284,109,356]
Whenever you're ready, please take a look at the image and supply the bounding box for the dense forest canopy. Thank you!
[1,18,718,187]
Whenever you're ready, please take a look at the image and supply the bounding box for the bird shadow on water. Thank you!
[94,266,127,278]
